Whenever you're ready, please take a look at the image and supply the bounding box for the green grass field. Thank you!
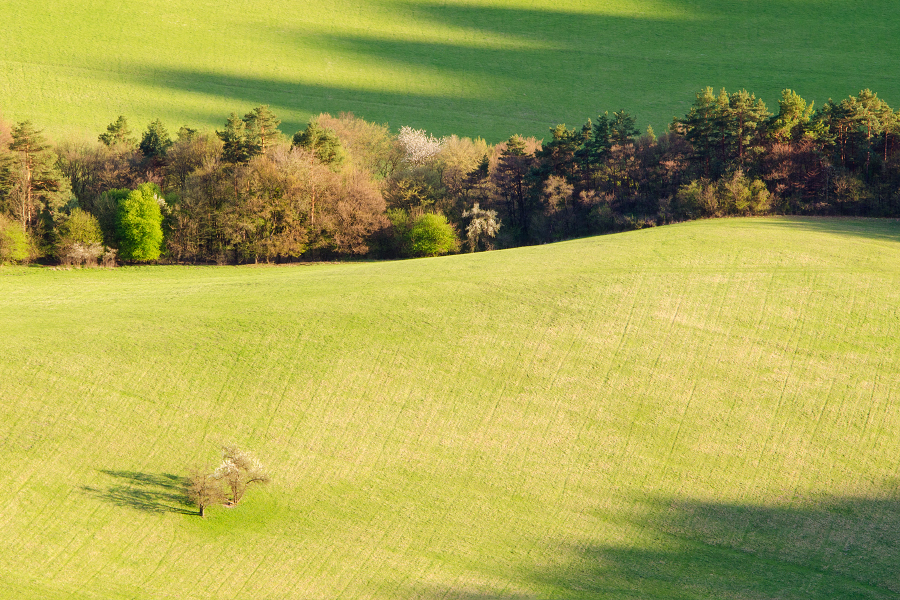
[1,217,899,599]
[1,0,898,141]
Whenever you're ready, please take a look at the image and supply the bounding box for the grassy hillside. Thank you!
[1,217,899,599]
[1,0,898,141]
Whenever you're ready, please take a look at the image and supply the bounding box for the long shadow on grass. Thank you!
[760,217,900,245]
[105,1,899,140]
[81,470,195,515]
[418,490,900,600]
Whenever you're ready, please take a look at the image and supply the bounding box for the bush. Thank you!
[0,215,31,264]
[57,208,104,266]
[117,183,164,262]
[407,212,458,257]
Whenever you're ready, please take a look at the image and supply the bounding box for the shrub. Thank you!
[407,212,458,257]
[0,215,31,264]
[117,183,164,261]
[57,208,104,266]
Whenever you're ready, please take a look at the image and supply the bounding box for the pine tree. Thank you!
[535,124,580,181]
[726,90,770,163]
[609,110,639,148]
[675,87,729,176]
[1,121,70,234]
[217,113,251,164]
[292,122,347,167]
[139,119,173,161]
[98,116,137,148]
[243,105,281,155]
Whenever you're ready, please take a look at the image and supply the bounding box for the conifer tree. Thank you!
[243,105,281,155]
[292,121,347,167]
[726,90,770,163]
[217,113,251,164]
[139,119,173,161]
[98,116,137,148]
[609,110,639,148]
[1,121,70,234]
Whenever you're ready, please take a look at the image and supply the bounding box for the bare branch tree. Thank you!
[186,469,226,517]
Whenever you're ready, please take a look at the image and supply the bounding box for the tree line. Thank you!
[1,87,898,265]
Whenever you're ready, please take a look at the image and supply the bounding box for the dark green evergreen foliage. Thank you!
[139,119,173,160]
[769,90,818,143]
[468,154,490,182]
[672,87,730,176]
[292,121,347,167]
[492,135,536,242]
[217,113,252,164]
[609,110,639,148]
[243,105,282,155]
[577,113,613,170]
[535,124,580,181]
[724,91,770,163]
[97,188,130,245]
[98,115,136,148]
[116,182,164,261]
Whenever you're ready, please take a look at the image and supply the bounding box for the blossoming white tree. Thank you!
[397,126,444,166]
[462,203,501,251]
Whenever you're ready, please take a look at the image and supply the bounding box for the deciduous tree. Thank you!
[462,202,500,251]
[214,446,269,505]
[117,183,164,261]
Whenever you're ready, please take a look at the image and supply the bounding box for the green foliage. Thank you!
[1,121,71,238]
[217,113,252,164]
[116,183,164,261]
[406,212,458,257]
[139,119,173,159]
[292,121,347,167]
[57,207,103,246]
[177,126,199,142]
[98,116,136,148]
[0,214,31,263]
[243,105,282,154]
[675,171,771,217]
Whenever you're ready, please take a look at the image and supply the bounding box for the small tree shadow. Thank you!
[82,470,196,515]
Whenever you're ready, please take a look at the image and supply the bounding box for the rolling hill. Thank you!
[1,0,898,141]
[1,217,899,599]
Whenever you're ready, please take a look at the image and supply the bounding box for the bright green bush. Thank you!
[117,183,164,262]
[0,215,31,264]
[407,213,458,258]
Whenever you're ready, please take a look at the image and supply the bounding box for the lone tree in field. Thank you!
[187,469,226,517]
[214,446,269,505]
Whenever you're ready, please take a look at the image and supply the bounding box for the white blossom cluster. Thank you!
[397,126,444,165]
[462,203,501,251]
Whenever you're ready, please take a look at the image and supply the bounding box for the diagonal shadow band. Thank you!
[82,470,196,515]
